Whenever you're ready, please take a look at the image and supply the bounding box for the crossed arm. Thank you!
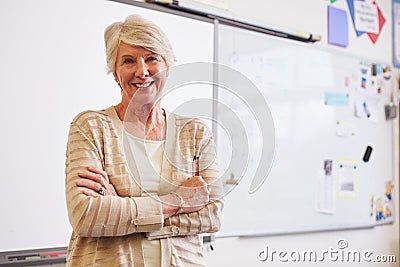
[65,121,223,238]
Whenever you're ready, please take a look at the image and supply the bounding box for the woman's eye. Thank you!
[146,56,160,62]
[123,58,134,64]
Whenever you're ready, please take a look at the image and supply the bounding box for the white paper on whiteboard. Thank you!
[354,1,379,34]
[316,170,336,214]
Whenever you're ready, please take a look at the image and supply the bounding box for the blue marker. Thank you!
[362,101,371,118]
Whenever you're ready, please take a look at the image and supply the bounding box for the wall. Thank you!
[205,0,399,266]
[0,0,214,253]
[227,0,392,63]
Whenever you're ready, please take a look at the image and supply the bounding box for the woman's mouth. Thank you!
[131,81,154,88]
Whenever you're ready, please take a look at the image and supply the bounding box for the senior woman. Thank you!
[65,14,223,267]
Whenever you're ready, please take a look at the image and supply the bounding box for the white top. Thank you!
[126,133,165,267]
[126,133,165,194]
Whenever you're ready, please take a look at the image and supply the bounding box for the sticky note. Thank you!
[324,92,350,106]
[328,6,349,47]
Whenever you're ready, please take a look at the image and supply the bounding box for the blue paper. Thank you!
[328,6,349,47]
[324,92,350,106]
[347,0,366,37]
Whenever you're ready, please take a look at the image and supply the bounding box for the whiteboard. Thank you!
[215,24,394,237]
[0,0,213,251]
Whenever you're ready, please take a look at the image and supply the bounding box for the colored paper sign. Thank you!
[328,6,349,47]
[324,92,350,106]
[347,0,366,36]
[347,0,386,44]
[367,1,386,44]
[354,1,379,33]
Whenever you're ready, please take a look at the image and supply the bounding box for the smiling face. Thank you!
[114,42,168,110]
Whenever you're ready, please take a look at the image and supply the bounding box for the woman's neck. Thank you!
[115,102,166,141]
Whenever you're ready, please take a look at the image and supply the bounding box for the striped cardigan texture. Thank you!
[65,106,224,266]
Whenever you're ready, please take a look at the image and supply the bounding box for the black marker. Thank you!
[363,146,373,162]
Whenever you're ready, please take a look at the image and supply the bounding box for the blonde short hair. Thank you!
[104,14,176,73]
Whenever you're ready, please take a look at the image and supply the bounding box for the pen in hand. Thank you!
[192,155,200,177]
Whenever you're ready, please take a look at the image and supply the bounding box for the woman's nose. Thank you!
[135,59,149,78]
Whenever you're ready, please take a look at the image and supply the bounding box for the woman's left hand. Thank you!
[76,166,118,197]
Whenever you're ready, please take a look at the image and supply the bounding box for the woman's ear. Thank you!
[113,72,123,93]
[113,73,119,84]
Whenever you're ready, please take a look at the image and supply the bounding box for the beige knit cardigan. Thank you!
[65,106,224,266]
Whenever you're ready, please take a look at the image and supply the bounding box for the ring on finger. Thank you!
[98,186,107,196]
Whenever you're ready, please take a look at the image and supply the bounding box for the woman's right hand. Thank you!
[160,176,210,218]
[175,176,210,214]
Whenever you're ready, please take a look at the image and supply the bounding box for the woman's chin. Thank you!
[131,90,159,106]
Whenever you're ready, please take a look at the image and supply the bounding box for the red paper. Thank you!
[367,1,386,44]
